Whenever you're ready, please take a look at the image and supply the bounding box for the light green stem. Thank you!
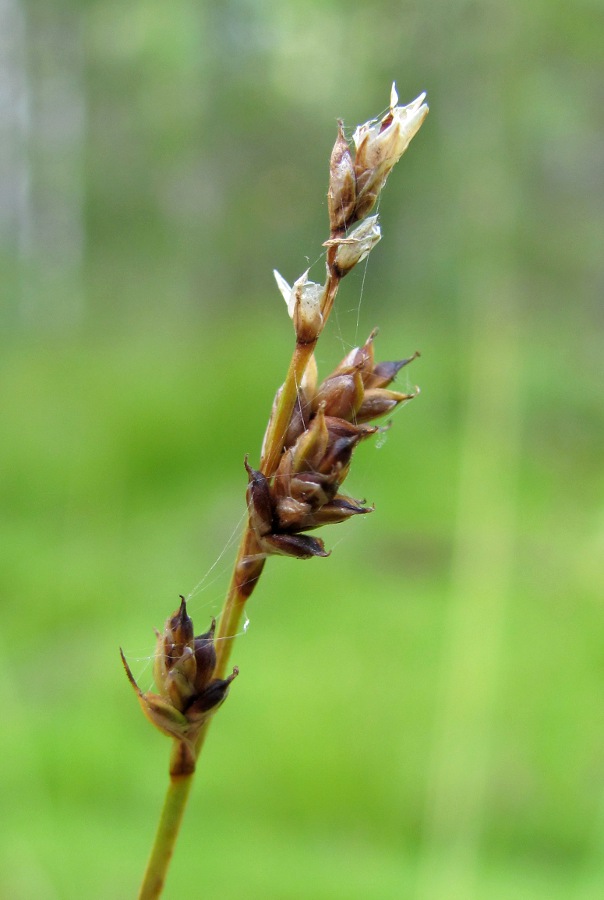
[260,340,317,477]
[138,773,193,900]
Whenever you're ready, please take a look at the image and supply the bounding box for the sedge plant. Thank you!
[121,83,429,899]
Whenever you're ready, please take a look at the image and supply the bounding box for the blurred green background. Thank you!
[1,0,602,897]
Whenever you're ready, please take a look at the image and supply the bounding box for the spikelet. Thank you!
[248,332,419,559]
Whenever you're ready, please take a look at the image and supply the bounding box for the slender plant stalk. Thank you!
[138,256,341,900]
[129,85,429,899]
[138,773,193,899]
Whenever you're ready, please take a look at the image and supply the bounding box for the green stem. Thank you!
[138,772,194,900]
[260,340,317,477]
[213,528,264,679]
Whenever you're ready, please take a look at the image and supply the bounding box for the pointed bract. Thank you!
[355,387,417,423]
[263,531,330,559]
[273,269,292,307]
[365,352,420,388]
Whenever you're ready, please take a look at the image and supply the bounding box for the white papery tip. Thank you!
[273,269,291,307]
[409,91,427,111]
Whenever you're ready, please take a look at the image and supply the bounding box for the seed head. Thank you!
[274,269,326,344]
[121,599,238,753]
[245,332,418,559]
[353,85,428,221]
[324,216,382,277]
[327,119,357,232]
[326,84,428,234]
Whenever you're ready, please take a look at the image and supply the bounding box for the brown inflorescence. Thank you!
[328,86,428,234]
[120,598,238,756]
[249,330,419,560]
[122,84,428,782]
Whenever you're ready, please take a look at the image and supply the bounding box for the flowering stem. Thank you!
[136,533,260,898]
[133,85,428,897]
[137,259,342,898]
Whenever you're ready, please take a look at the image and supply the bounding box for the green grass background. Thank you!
[1,1,603,897]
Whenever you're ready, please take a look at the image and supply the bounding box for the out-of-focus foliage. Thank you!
[1,0,602,897]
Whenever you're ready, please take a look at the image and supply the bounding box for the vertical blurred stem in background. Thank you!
[415,57,522,900]
[0,0,86,331]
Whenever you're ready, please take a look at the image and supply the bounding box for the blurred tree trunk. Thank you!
[0,0,85,331]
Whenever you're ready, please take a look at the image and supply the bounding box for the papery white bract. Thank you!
[273,269,325,342]
[325,215,382,276]
[352,85,428,220]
